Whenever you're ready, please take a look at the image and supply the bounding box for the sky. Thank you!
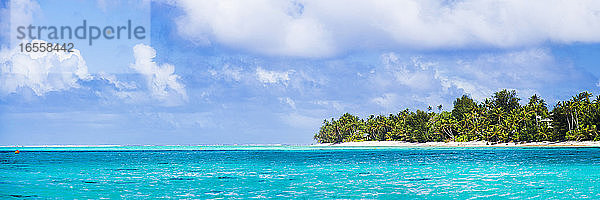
[1,0,600,145]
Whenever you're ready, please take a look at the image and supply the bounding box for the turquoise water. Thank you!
[1,146,600,199]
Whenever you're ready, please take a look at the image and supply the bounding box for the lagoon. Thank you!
[2,146,600,199]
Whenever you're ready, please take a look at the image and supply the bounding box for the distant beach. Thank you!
[312,141,600,147]
[0,145,122,148]
[3,141,600,149]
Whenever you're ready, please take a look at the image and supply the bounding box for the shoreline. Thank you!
[2,141,600,148]
[0,144,298,148]
[311,141,600,147]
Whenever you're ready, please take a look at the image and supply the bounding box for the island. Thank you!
[314,89,600,146]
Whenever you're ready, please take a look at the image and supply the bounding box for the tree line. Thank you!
[314,90,600,143]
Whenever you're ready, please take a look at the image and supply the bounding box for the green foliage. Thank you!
[491,89,521,112]
[313,113,363,143]
[432,111,458,141]
[552,92,600,141]
[452,95,477,122]
[314,90,600,143]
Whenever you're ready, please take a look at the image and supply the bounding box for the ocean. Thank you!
[1,146,599,199]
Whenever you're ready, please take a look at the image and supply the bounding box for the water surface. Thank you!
[1,146,599,199]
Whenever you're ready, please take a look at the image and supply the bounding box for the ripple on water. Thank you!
[2,148,600,199]
[406,178,432,181]
[168,177,194,181]
[9,194,38,198]
[114,181,138,184]
[83,181,98,184]
[112,168,139,171]
[205,190,224,195]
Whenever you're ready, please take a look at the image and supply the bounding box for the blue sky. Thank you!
[1,0,600,145]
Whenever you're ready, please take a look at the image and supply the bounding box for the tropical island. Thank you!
[314,90,600,146]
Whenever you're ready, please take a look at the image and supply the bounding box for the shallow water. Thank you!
[1,146,600,199]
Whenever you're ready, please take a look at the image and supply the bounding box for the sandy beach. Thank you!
[312,141,600,147]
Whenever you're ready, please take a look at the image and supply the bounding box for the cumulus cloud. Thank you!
[0,40,90,96]
[169,0,600,57]
[441,48,596,101]
[95,72,137,91]
[380,54,440,91]
[368,53,456,110]
[0,1,87,97]
[368,48,596,109]
[256,67,293,85]
[0,42,187,106]
[172,0,335,57]
[131,44,187,105]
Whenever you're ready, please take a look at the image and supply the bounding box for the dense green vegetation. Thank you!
[314,90,600,143]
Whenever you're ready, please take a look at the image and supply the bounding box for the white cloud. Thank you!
[173,0,335,57]
[256,67,293,85]
[0,42,187,106]
[0,2,9,43]
[209,64,242,82]
[0,40,90,96]
[131,44,187,105]
[280,112,322,129]
[278,97,296,109]
[371,93,398,109]
[96,72,137,90]
[380,53,440,91]
[0,1,88,97]
[8,0,40,45]
[170,0,600,57]
[368,48,595,109]
[135,112,215,130]
[312,100,346,112]
[441,48,583,101]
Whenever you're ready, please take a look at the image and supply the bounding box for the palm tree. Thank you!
[314,90,600,143]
